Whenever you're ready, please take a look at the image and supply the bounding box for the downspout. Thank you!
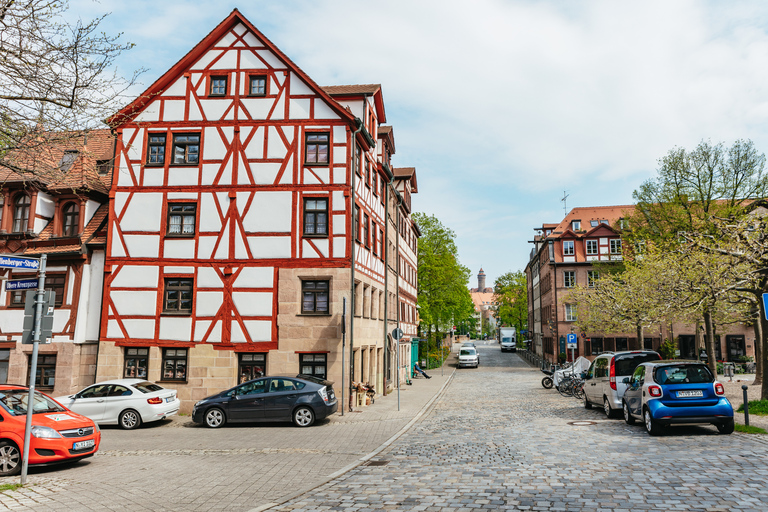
[382,162,394,396]
[348,117,367,411]
[392,188,403,384]
[549,239,559,364]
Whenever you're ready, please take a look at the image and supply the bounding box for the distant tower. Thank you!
[477,268,486,291]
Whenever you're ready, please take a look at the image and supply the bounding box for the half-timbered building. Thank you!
[0,130,113,394]
[96,10,415,411]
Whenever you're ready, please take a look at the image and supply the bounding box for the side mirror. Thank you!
[622,377,630,384]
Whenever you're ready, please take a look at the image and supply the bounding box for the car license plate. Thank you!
[677,390,704,398]
[73,439,95,451]
[166,397,174,403]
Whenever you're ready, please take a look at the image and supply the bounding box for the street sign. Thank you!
[392,328,403,340]
[4,279,38,291]
[763,293,768,320]
[22,291,54,345]
[0,255,40,270]
[567,333,578,348]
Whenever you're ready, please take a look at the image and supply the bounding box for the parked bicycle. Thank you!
[556,372,585,399]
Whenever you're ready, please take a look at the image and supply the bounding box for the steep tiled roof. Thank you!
[82,204,109,244]
[393,167,418,193]
[548,205,634,237]
[322,84,381,96]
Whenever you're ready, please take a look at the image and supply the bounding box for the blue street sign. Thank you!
[567,333,578,348]
[5,279,38,291]
[763,293,768,320]
[0,255,40,270]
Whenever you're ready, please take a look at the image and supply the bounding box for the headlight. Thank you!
[93,422,100,433]
[31,426,62,439]
[194,400,205,407]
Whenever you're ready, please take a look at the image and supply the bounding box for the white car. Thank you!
[56,379,179,430]
[458,347,479,368]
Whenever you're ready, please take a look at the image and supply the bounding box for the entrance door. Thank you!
[678,335,696,360]
[727,335,746,362]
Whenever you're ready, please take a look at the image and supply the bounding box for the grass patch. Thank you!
[735,423,768,434]
[736,400,768,416]
[0,483,23,493]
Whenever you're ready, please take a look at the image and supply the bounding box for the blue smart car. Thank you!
[621,360,734,436]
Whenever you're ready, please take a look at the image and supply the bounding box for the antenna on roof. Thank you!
[561,190,569,216]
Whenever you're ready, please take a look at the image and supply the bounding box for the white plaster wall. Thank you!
[242,192,291,232]
[123,235,160,258]
[251,162,281,184]
[232,292,272,316]
[191,50,223,71]
[135,100,160,123]
[159,317,193,341]
[123,319,156,339]
[241,98,273,120]
[197,267,223,288]
[168,168,199,187]
[196,291,224,316]
[163,100,185,121]
[52,309,70,333]
[111,290,157,316]
[199,194,224,232]
[234,267,273,288]
[110,265,159,288]
[84,199,100,225]
[161,77,187,97]
[247,236,291,258]
[164,239,196,259]
[120,193,163,232]
[333,237,346,258]
[244,320,271,342]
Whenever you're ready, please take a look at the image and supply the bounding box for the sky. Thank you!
[67,0,768,287]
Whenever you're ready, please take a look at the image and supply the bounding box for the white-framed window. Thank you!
[586,239,598,255]
[587,270,599,288]
[563,241,574,256]
[590,220,598,227]
[610,239,622,254]
[563,271,575,288]
[565,304,577,321]
[572,220,580,231]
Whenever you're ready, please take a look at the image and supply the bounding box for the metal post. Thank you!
[21,254,46,485]
[742,385,749,426]
[341,298,346,417]
[396,333,400,411]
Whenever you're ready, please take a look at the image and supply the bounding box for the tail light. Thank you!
[648,385,662,397]
[147,397,163,404]
[318,387,329,403]
[715,382,725,395]
[609,359,616,390]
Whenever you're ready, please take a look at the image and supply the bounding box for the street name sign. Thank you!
[0,255,40,270]
[5,279,38,291]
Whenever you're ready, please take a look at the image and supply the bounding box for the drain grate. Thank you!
[364,460,390,466]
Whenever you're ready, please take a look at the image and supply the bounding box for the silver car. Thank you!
[582,350,661,417]
[458,347,479,368]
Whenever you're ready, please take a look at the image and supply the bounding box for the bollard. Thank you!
[742,385,749,427]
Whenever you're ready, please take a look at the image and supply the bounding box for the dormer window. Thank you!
[62,202,80,236]
[572,220,580,231]
[563,240,574,255]
[12,194,30,233]
[59,151,78,172]
[601,219,609,225]
[590,220,598,227]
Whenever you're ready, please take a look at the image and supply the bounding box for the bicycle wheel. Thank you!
[541,376,553,389]
[572,382,584,400]
[558,379,573,397]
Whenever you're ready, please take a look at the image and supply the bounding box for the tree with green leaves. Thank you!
[412,213,474,355]
[494,270,528,337]
[0,0,140,181]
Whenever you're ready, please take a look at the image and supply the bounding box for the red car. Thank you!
[0,385,101,476]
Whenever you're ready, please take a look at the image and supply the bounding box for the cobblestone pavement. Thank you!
[0,351,457,511]
[267,345,768,512]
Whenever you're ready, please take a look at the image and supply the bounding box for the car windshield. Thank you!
[614,353,661,376]
[132,382,164,393]
[0,389,66,416]
[655,365,713,385]
[502,337,512,343]
[460,349,476,356]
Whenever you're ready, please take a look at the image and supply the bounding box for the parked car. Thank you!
[56,379,179,430]
[583,350,661,417]
[622,360,734,435]
[458,347,480,368]
[192,375,337,428]
[0,384,101,476]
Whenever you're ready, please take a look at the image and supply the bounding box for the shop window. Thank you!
[29,354,56,390]
[124,347,149,379]
[162,348,187,381]
[299,353,327,379]
[239,353,266,384]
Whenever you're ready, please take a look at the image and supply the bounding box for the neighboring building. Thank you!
[0,130,113,394]
[526,206,755,363]
[95,10,416,412]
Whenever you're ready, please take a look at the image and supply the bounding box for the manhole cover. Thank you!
[567,421,597,426]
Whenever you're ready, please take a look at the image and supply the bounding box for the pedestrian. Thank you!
[414,363,431,379]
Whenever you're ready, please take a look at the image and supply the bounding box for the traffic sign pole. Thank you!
[21,254,46,485]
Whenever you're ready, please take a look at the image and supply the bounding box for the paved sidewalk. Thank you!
[720,373,768,431]
[0,356,456,511]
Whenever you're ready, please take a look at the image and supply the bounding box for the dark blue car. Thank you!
[622,361,733,436]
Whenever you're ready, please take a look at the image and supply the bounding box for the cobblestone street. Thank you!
[269,345,768,512]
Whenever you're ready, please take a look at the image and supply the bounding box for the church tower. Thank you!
[478,268,486,291]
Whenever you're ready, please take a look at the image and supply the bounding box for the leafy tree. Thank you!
[413,213,473,354]
[494,270,528,337]
[0,0,140,180]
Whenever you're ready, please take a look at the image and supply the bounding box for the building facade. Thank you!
[526,205,755,364]
[0,130,113,395]
[95,10,418,412]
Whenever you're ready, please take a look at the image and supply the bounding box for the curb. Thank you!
[247,366,456,512]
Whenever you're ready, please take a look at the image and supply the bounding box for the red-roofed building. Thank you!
[526,206,754,365]
[0,129,114,394]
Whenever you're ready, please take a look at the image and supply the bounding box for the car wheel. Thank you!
[643,407,662,436]
[0,441,21,477]
[119,409,142,430]
[583,394,592,409]
[603,397,615,419]
[717,419,734,435]
[623,401,635,425]
[293,406,315,427]
[204,408,225,428]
